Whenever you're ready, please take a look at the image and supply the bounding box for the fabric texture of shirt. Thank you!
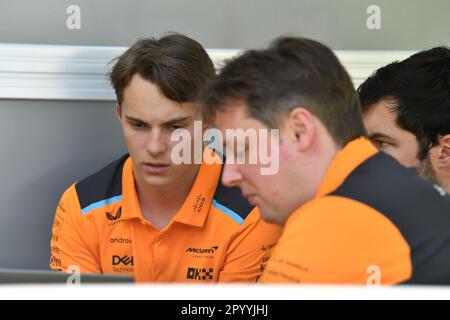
[262,137,450,285]
[50,150,282,283]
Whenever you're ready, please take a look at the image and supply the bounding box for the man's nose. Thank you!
[146,130,168,157]
[221,163,243,187]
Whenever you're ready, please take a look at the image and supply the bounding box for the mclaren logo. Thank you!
[186,246,219,254]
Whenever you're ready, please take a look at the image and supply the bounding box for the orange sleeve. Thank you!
[261,196,412,285]
[218,208,283,283]
[49,184,101,273]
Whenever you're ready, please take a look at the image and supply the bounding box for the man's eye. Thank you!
[372,140,389,149]
[171,124,185,130]
[132,123,145,129]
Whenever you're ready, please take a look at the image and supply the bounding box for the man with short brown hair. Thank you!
[200,37,450,285]
[49,33,281,283]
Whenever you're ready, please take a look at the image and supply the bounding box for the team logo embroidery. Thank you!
[186,267,214,281]
[192,194,206,213]
[106,207,122,221]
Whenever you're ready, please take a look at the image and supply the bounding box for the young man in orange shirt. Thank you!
[49,34,281,283]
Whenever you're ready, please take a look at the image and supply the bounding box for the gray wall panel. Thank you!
[0,99,126,269]
[0,0,449,50]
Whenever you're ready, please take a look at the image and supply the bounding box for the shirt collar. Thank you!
[315,137,379,197]
[121,147,222,227]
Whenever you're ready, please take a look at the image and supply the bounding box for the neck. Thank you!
[134,164,201,229]
[303,132,342,200]
[440,172,450,195]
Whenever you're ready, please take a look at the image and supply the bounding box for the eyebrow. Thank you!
[124,115,192,126]
[368,132,395,141]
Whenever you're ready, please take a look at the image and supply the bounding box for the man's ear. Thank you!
[438,134,450,165]
[115,103,122,121]
[286,107,315,151]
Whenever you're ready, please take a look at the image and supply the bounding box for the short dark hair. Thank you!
[358,46,450,160]
[109,33,215,105]
[199,37,366,146]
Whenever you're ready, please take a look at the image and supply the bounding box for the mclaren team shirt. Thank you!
[50,150,282,283]
[262,137,450,285]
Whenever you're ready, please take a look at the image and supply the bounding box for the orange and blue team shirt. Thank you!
[261,138,450,285]
[50,149,282,282]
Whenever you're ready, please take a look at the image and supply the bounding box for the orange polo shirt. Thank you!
[50,151,282,283]
[262,137,450,285]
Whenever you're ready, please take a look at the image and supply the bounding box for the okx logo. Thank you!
[112,255,134,266]
[186,267,214,281]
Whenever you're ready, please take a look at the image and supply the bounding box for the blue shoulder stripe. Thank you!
[81,195,123,215]
[75,154,128,216]
[212,199,244,225]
